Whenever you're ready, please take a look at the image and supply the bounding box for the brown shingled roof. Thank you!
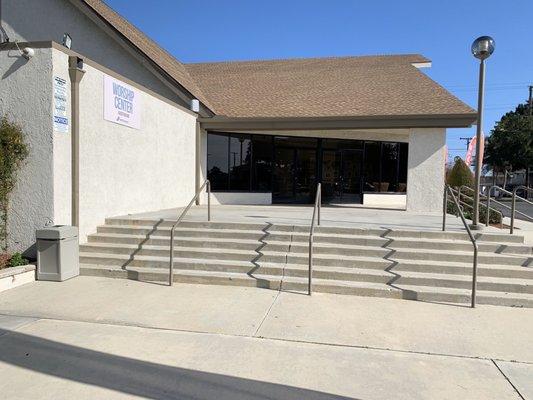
[80,0,215,111]
[185,55,476,119]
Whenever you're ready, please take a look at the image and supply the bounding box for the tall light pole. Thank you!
[471,36,495,229]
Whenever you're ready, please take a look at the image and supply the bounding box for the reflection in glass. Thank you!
[207,133,229,190]
[229,134,251,190]
[252,135,273,191]
[381,143,399,192]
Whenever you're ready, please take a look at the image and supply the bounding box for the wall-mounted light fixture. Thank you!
[190,99,200,113]
[62,33,72,49]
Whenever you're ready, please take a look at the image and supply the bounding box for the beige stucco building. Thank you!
[0,0,476,255]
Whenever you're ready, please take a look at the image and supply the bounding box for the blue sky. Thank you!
[107,0,532,162]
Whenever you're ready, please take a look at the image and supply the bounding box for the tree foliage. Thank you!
[447,156,474,188]
[484,102,533,172]
[0,116,29,251]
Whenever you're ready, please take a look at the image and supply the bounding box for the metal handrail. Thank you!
[456,186,504,228]
[443,184,479,308]
[481,185,533,234]
[511,186,533,234]
[169,180,211,286]
[308,183,321,295]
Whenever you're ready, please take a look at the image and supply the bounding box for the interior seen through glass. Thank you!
[207,132,408,204]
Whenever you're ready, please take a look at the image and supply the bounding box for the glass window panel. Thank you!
[252,135,273,191]
[381,142,400,192]
[229,134,251,190]
[207,133,229,191]
[363,142,381,192]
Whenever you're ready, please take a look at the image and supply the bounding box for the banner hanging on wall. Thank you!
[103,75,141,130]
[53,76,69,133]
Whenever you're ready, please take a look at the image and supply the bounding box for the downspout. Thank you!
[68,56,85,227]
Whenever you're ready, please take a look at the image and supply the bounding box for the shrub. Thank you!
[0,253,9,269]
[447,196,502,225]
[447,157,474,188]
[0,116,29,252]
[8,252,28,268]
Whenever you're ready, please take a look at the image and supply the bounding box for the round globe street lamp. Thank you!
[471,36,495,229]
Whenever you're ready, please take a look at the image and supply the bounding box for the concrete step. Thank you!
[80,263,533,307]
[81,238,532,269]
[391,248,532,266]
[106,218,524,243]
[87,231,532,261]
[79,251,533,294]
[384,237,531,255]
[92,225,531,259]
[389,259,533,280]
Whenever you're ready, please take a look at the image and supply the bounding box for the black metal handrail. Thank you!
[308,183,321,295]
[169,180,211,286]
[443,184,479,308]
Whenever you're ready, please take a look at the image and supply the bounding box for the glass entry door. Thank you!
[273,147,317,203]
[322,149,363,203]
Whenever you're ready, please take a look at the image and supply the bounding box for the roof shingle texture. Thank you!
[81,0,214,111]
[185,55,476,118]
[81,1,474,120]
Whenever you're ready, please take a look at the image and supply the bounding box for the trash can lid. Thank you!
[36,225,78,240]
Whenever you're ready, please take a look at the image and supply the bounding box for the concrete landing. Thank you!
[0,277,531,399]
[118,204,494,232]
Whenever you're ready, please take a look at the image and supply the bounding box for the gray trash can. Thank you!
[36,225,79,281]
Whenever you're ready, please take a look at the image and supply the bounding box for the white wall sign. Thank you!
[53,76,69,133]
[103,75,141,129]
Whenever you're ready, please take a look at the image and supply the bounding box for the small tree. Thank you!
[447,156,474,188]
[0,116,29,252]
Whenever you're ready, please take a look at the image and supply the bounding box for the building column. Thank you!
[406,128,446,213]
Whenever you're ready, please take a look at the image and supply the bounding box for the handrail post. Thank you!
[207,180,211,221]
[445,185,478,308]
[318,183,321,226]
[511,188,517,234]
[169,229,174,286]
[471,245,478,308]
[169,179,210,287]
[485,185,491,227]
[442,186,448,231]
[308,235,313,295]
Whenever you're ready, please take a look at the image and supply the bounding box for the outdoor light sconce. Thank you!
[62,33,72,49]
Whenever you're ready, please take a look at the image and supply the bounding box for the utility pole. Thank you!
[460,137,472,151]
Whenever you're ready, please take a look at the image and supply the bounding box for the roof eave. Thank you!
[199,113,477,131]
[71,0,215,117]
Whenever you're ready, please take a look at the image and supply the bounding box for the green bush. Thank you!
[447,196,502,225]
[447,157,474,188]
[8,252,28,268]
[0,116,29,252]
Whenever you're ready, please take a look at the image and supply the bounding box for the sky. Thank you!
[106,0,532,162]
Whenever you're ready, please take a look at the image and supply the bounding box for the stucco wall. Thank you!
[0,47,54,255]
[406,128,446,213]
[1,0,185,107]
[62,49,197,241]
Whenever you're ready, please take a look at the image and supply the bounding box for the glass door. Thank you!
[340,150,363,203]
[321,149,362,203]
[273,147,295,202]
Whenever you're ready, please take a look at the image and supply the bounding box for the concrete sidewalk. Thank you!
[0,277,531,399]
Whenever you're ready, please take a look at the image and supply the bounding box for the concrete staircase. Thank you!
[80,218,533,307]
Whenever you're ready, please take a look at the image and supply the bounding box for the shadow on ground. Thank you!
[0,328,356,400]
